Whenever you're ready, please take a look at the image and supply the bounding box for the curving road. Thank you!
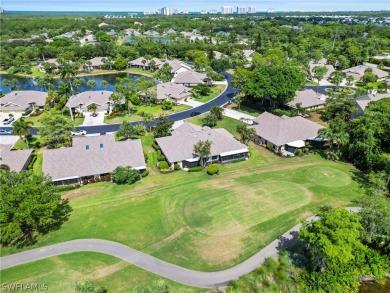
[0,208,360,288]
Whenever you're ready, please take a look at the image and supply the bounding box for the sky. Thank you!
[2,0,390,12]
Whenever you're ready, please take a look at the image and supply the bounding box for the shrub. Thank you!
[112,166,140,185]
[82,179,89,185]
[188,166,202,172]
[174,163,181,170]
[294,149,303,156]
[89,178,95,184]
[304,147,310,154]
[206,164,219,175]
[159,161,169,170]
[141,170,149,177]
[56,183,81,192]
[152,141,161,150]
[101,174,111,182]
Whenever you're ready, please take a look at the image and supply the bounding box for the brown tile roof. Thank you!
[0,144,33,172]
[155,123,248,163]
[0,91,47,111]
[287,89,326,109]
[250,112,324,147]
[42,135,146,181]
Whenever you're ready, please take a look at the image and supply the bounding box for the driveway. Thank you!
[0,135,20,146]
[0,208,360,288]
[180,100,204,108]
[0,112,23,126]
[82,111,106,126]
[223,108,256,124]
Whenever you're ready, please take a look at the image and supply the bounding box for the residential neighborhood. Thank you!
[0,5,389,293]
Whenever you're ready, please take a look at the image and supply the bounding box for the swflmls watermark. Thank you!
[1,283,48,291]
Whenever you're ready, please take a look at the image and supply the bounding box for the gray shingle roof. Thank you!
[129,57,163,67]
[0,91,47,111]
[160,60,192,74]
[355,93,390,112]
[68,91,113,111]
[342,65,388,79]
[174,71,208,85]
[287,89,325,109]
[156,82,191,101]
[42,135,146,181]
[0,145,33,172]
[250,112,324,146]
[155,123,248,163]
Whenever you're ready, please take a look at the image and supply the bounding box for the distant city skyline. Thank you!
[2,0,389,12]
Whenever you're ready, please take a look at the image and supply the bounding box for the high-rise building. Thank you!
[208,10,218,14]
[200,10,207,14]
[237,6,246,14]
[221,6,234,14]
[159,7,174,15]
[247,6,256,14]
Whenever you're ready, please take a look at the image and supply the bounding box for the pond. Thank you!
[0,73,155,94]
[123,37,172,44]
[359,278,390,293]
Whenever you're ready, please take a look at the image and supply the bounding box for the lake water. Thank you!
[0,73,155,94]
[123,37,172,44]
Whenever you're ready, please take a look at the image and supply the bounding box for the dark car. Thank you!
[190,111,201,117]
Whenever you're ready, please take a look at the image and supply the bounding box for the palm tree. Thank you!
[234,95,244,111]
[193,140,213,168]
[29,102,37,114]
[87,103,98,117]
[143,112,154,132]
[318,121,349,161]
[57,81,75,121]
[294,103,307,116]
[12,117,34,149]
[101,80,109,90]
[86,80,97,90]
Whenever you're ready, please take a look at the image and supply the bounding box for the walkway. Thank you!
[82,111,106,126]
[0,208,360,289]
[180,99,204,108]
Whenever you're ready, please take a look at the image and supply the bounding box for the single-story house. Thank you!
[68,91,114,113]
[125,28,141,36]
[128,57,163,70]
[42,135,146,185]
[80,34,97,45]
[354,93,390,116]
[165,29,176,34]
[173,71,211,86]
[342,65,389,80]
[287,89,326,110]
[0,91,47,113]
[155,123,249,168]
[243,49,255,61]
[38,58,60,72]
[154,82,192,103]
[214,51,228,60]
[250,112,324,154]
[98,22,109,27]
[0,144,33,172]
[309,59,335,80]
[159,60,192,77]
[85,57,105,71]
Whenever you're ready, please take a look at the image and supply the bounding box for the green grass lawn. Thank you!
[104,104,191,124]
[24,113,84,127]
[225,102,262,117]
[186,115,245,137]
[194,85,226,103]
[1,252,201,293]
[1,145,362,274]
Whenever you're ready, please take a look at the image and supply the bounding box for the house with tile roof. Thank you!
[354,93,390,116]
[42,135,146,185]
[250,112,324,154]
[154,82,192,103]
[155,123,248,169]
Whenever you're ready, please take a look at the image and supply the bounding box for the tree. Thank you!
[318,120,349,160]
[101,80,109,90]
[313,66,328,92]
[117,121,136,139]
[0,171,71,246]
[322,93,356,122]
[143,112,154,132]
[2,78,20,91]
[38,111,75,148]
[12,117,34,149]
[192,84,211,96]
[202,114,217,127]
[346,75,355,86]
[86,80,97,90]
[72,78,85,93]
[75,280,106,293]
[237,125,255,145]
[329,71,343,88]
[233,95,245,111]
[161,99,173,110]
[210,106,224,120]
[194,140,213,168]
[362,69,378,85]
[112,166,140,185]
[153,116,174,138]
[113,55,127,70]
[153,63,173,82]
[87,103,98,116]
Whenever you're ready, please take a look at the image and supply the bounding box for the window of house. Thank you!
[100,143,103,148]
[86,145,89,150]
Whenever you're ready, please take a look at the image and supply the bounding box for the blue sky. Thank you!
[2,0,390,12]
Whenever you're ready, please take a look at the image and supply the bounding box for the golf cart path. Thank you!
[0,207,360,288]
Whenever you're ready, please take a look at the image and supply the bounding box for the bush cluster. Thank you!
[159,161,169,170]
[174,163,181,170]
[141,170,149,177]
[111,166,140,185]
[157,150,166,161]
[188,166,202,172]
[206,164,220,175]
[57,183,81,192]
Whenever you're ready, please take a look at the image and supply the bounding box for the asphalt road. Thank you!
[0,208,360,288]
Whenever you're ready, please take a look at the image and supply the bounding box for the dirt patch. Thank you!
[87,262,129,280]
[194,230,249,264]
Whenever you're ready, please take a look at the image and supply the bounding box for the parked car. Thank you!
[71,129,87,136]
[2,117,15,125]
[190,111,201,117]
[0,129,12,135]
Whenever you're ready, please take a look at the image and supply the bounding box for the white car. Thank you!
[2,117,15,125]
[71,129,87,136]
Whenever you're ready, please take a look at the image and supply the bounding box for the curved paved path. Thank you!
[0,208,360,288]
